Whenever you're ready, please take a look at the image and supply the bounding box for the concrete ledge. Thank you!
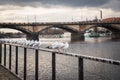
[0,65,21,80]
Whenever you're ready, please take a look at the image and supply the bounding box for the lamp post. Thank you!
[100,10,102,20]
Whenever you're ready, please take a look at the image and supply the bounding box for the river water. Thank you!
[2,37,120,80]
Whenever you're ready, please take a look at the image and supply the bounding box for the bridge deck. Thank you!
[0,65,21,80]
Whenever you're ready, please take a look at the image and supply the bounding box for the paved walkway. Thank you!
[0,65,21,80]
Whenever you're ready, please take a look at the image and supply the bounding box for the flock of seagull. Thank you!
[0,39,69,52]
[0,39,42,48]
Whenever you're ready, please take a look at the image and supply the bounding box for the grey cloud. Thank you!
[0,0,119,11]
[102,0,120,11]
[35,0,110,7]
[0,0,110,7]
[0,6,22,11]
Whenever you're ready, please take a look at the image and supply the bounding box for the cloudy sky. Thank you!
[0,0,120,32]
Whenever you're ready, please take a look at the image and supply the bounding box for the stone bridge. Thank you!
[0,21,120,41]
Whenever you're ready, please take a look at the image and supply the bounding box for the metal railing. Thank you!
[0,43,120,80]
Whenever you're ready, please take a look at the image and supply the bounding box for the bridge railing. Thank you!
[0,43,120,80]
[0,20,120,26]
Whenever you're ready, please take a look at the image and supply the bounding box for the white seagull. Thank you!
[46,42,69,52]
[62,42,69,52]
[32,40,42,48]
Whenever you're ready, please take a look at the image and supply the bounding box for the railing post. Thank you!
[0,44,2,64]
[15,46,18,74]
[35,49,39,80]
[9,45,12,70]
[52,52,56,80]
[24,48,27,80]
[78,58,84,80]
[4,44,6,66]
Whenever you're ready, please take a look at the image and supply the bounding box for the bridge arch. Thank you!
[84,24,120,33]
[0,25,34,40]
[83,24,120,39]
[38,24,80,34]
[0,26,32,34]
[98,24,120,32]
[37,24,84,42]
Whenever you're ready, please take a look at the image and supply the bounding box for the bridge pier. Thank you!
[112,32,120,39]
[71,32,85,42]
[26,33,39,41]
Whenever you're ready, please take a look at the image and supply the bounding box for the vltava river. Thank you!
[3,37,120,80]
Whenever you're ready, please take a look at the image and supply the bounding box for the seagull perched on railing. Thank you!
[46,42,69,52]
[0,39,42,48]
[32,40,42,48]
[62,42,69,52]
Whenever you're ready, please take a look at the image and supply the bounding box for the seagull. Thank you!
[46,42,59,49]
[27,40,35,47]
[46,42,69,52]
[62,42,69,52]
[32,40,42,48]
